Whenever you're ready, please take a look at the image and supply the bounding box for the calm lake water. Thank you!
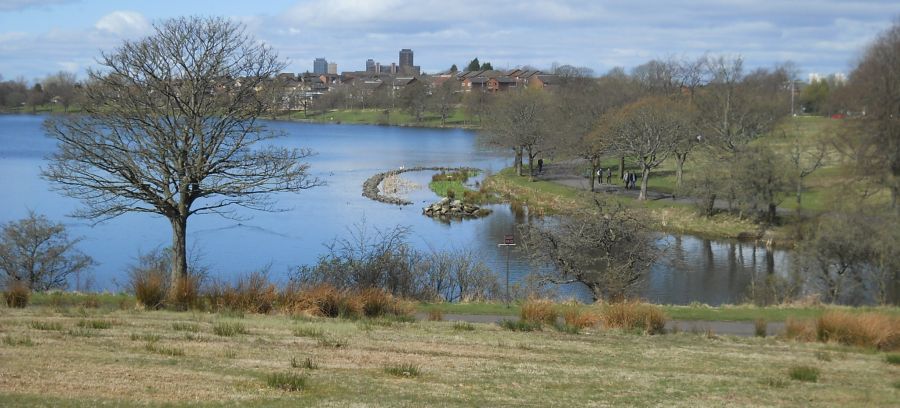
[0,114,793,304]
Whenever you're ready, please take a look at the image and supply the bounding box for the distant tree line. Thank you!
[0,71,81,112]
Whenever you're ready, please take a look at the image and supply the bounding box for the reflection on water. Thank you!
[1,114,796,304]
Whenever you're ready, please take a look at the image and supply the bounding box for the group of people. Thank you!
[595,168,639,189]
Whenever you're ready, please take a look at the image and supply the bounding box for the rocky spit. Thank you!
[362,166,479,206]
[422,197,491,219]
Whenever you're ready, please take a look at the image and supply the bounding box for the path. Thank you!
[414,312,785,337]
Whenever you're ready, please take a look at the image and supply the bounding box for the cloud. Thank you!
[94,11,150,37]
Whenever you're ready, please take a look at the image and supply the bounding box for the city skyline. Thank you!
[1,1,899,80]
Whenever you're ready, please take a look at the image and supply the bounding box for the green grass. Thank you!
[77,319,113,329]
[266,372,307,391]
[886,353,900,365]
[291,356,318,369]
[212,321,247,336]
[144,342,185,357]
[788,365,820,382]
[498,319,542,332]
[384,363,421,378]
[171,322,200,332]
[29,321,63,331]
[282,107,475,128]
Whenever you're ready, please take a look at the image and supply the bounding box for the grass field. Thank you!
[278,108,474,128]
[1,304,898,406]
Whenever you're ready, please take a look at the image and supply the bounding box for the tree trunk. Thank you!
[618,156,625,179]
[796,179,803,208]
[514,147,523,176]
[674,152,687,187]
[704,193,717,216]
[639,167,650,200]
[767,203,777,225]
[526,147,535,182]
[589,163,597,192]
[170,216,188,287]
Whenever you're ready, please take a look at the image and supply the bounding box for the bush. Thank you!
[755,318,768,338]
[82,294,101,308]
[4,280,30,308]
[427,309,444,321]
[562,307,601,329]
[280,284,361,319]
[521,299,557,326]
[783,318,816,342]
[169,275,200,311]
[266,372,306,391]
[600,301,667,334]
[816,312,900,351]
[788,365,819,382]
[359,288,394,318]
[205,270,276,314]
[499,319,541,332]
[129,249,171,310]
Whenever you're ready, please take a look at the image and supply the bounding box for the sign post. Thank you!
[498,234,516,307]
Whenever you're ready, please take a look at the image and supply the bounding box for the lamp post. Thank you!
[498,234,516,307]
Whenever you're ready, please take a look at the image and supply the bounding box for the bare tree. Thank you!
[0,212,93,291]
[42,17,321,293]
[785,127,827,208]
[482,89,553,180]
[519,200,657,301]
[429,79,460,126]
[609,96,694,200]
[42,71,77,112]
[400,80,428,122]
[839,20,900,213]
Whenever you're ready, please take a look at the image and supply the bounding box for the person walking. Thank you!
[623,171,629,189]
[605,168,612,184]
[630,172,637,190]
[538,158,544,174]
[597,168,603,185]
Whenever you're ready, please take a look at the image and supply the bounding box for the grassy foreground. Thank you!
[2,304,899,406]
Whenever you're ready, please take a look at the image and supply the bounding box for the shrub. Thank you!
[4,280,30,308]
[788,365,819,382]
[783,318,816,342]
[499,319,541,332]
[169,275,200,311]
[129,249,171,310]
[521,299,557,326]
[816,312,900,351]
[427,309,444,321]
[562,307,601,329]
[213,322,247,336]
[600,301,667,334]
[30,321,63,331]
[755,318,768,338]
[82,294,101,309]
[281,284,361,319]
[266,372,306,392]
[131,267,168,310]
[205,270,277,314]
[384,363,420,378]
[359,288,394,318]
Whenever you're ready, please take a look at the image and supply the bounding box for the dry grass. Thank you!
[4,281,30,308]
[1,304,898,406]
[131,268,167,310]
[815,312,900,351]
[427,309,444,321]
[205,271,277,314]
[783,317,817,342]
[562,306,601,329]
[520,298,558,326]
[600,301,667,334]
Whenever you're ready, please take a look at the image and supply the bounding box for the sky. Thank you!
[1,0,898,82]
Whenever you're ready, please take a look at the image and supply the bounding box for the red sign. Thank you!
[504,235,514,245]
